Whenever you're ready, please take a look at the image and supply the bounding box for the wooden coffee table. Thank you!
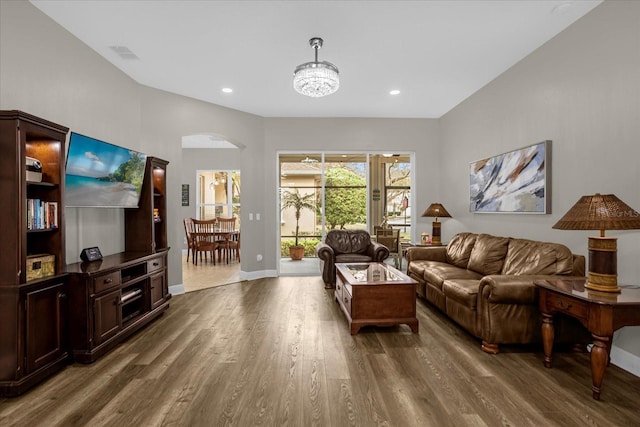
[335,262,418,335]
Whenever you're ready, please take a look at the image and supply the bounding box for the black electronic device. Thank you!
[80,246,103,262]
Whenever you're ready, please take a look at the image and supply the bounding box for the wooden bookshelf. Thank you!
[0,110,69,396]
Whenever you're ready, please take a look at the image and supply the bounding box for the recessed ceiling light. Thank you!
[222,87,233,93]
[389,90,400,95]
[382,153,393,157]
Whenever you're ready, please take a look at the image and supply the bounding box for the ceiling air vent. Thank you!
[109,46,139,60]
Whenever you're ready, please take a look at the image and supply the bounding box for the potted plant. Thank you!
[281,189,315,260]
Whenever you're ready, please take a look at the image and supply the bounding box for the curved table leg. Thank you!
[590,334,610,400]
[541,312,555,368]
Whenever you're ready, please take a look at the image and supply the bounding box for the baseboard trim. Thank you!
[240,269,277,281]
[610,345,640,378]
[169,284,185,295]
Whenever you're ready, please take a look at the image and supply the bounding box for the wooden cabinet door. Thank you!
[93,290,122,345]
[149,272,165,310]
[25,282,67,374]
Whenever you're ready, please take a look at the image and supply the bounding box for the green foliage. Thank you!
[281,237,321,257]
[324,167,366,230]
[109,152,146,194]
[281,189,316,246]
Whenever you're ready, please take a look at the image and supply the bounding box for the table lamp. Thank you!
[553,193,640,293]
[421,203,452,245]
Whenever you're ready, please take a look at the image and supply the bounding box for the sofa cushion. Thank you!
[325,229,371,255]
[502,238,574,275]
[467,234,509,275]
[335,253,372,264]
[444,279,481,336]
[443,279,480,309]
[410,260,482,291]
[445,232,477,269]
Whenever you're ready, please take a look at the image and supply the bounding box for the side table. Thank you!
[534,278,640,400]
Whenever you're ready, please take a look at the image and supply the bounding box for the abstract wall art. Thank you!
[469,141,551,214]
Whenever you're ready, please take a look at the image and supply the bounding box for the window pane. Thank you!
[324,156,367,230]
[279,154,321,256]
[384,158,412,239]
[232,171,240,201]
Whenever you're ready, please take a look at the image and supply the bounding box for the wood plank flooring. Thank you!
[2,276,640,426]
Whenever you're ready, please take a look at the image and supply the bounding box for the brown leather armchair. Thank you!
[316,229,390,288]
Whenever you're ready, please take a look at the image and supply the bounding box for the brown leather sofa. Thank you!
[406,232,589,353]
[316,229,389,288]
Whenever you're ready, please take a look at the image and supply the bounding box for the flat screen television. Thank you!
[65,132,147,208]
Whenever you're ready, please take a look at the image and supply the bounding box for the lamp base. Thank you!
[585,277,621,293]
[586,236,620,293]
[431,221,442,245]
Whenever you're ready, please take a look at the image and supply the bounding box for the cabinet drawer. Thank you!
[342,284,352,317]
[147,257,164,273]
[547,293,588,320]
[93,271,121,294]
[335,279,343,300]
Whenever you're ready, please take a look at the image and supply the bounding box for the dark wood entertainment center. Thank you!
[66,250,170,363]
[0,111,171,396]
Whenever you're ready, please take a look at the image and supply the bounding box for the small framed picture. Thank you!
[181,184,189,206]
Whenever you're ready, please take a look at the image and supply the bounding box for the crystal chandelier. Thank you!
[293,37,340,98]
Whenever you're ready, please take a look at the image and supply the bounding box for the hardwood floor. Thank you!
[2,276,640,426]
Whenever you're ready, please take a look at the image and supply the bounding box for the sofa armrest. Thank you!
[368,241,390,262]
[316,242,336,286]
[479,275,586,304]
[479,275,540,305]
[316,242,334,261]
[406,246,447,263]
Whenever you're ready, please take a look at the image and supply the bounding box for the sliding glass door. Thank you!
[278,152,412,275]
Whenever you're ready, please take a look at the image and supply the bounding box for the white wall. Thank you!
[439,0,640,371]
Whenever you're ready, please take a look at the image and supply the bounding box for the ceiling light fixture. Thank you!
[293,37,340,98]
[222,87,233,93]
[389,90,400,95]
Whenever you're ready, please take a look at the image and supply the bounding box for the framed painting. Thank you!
[469,140,551,214]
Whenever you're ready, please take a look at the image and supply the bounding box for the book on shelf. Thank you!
[27,199,58,230]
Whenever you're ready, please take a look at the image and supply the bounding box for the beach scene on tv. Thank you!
[65,133,147,208]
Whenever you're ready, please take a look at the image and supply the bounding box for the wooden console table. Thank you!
[335,263,418,335]
[534,278,640,400]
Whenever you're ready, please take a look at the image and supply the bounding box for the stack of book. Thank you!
[27,199,58,230]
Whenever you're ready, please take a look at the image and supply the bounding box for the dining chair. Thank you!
[183,218,196,263]
[376,228,401,269]
[191,218,219,265]
[215,217,236,263]
[227,231,240,262]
